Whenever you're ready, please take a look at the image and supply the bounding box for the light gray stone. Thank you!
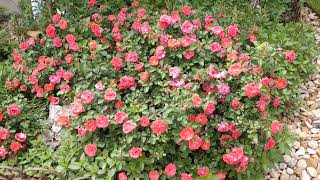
[297,159,308,170]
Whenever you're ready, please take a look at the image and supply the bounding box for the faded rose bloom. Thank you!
[139,116,150,127]
[115,111,128,124]
[197,167,209,177]
[169,67,181,78]
[118,172,128,180]
[192,94,202,107]
[150,118,168,136]
[180,127,194,141]
[245,83,260,98]
[129,147,142,159]
[181,21,193,34]
[149,170,160,180]
[104,88,117,102]
[122,120,137,134]
[125,52,138,62]
[84,143,97,157]
[7,103,21,117]
[164,163,176,177]
[271,120,282,134]
[285,50,295,63]
[96,115,110,128]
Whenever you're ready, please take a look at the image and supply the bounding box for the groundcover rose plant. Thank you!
[1,0,305,179]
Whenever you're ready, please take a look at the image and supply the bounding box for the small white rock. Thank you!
[286,168,294,175]
[307,148,316,155]
[279,163,287,170]
[306,167,317,177]
[297,159,308,170]
[296,147,306,156]
[307,140,318,149]
[301,169,311,180]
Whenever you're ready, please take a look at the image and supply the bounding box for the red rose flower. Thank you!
[125,52,138,62]
[14,133,27,142]
[111,57,123,71]
[164,163,176,177]
[195,113,208,125]
[44,83,55,92]
[84,143,97,157]
[7,103,21,117]
[210,42,221,53]
[139,71,149,82]
[80,91,95,105]
[192,94,202,107]
[227,24,239,37]
[188,135,202,151]
[197,167,209,177]
[122,120,137,134]
[228,63,242,77]
[182,5,192,16]
[257,100,266,112]
[134,62,144,71]
[285,50,295,63]
[58,19,68,30]
[276,78,287,89]
[63,71,73,81]
[0,129,10,140]
[10,141,22,153]
[183,50,195,60]
[0,146,7,158]
[264,137,276,151]
[180,127,194,141]
[85,119,97,132]
[150,118,168,136]
[77,127,87,137]
[19,42,29,51]
[217,172,226,180]
[273,97,280,108]
[20,85,27,92]
[96,115,110,128]
[65,34,76,43]
[149,56,159,66]
[118,172,127,180]
[271,120,282,134]
[104,88,117,102]
[245,83,260,98]
[204,102,215,115]
[129,147,142,159]
[115,101,124,109]
[181,21,193,34]
[57,115,70,127]
[201,139,211,151]
[115,111,128,124]
[149,170,160,180]
[139,116,150,127]
[65,54,73,64]
[90,22,103,37]
[180,173,192,180]
[118,76,136,90]
[48,96,60,105]
[87,0,97,6]
[222,147,244,165]
[52,13,61,22]
[46,24,56,37]
[231,99,240,110]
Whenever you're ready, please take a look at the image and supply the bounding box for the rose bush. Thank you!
[0,0,317,179]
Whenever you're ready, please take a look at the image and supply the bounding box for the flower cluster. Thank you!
[1,0,296,178]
